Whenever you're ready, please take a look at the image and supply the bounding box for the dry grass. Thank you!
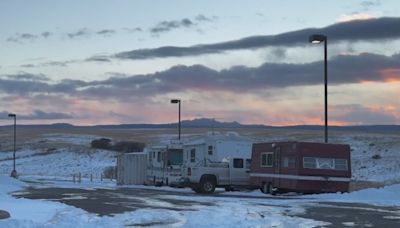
[1,126,399,150]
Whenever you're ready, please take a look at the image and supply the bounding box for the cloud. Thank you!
[0,73,88,95]
[67,28,91,39]
[2,73,50,81]
[85,55,112,62]
[360,0,381,9]
[41,31,52,38]
[195,14,217,22]
[331,104,397,125]
[122,27,143,33]
[1,52,399,100]
[150,18,195,34]
[96,29,116,36]
[115,17,400,60]
[6,33,38,43]
[20,64,36,68]
[0,110,74,120]
[337,12,379,22]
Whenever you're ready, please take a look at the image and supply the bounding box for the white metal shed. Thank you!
[117,152,147,185]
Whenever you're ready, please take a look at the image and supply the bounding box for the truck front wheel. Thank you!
[200,178,216,194]
[191,184,202,194]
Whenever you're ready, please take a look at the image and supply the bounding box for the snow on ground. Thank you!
[1,174,400,227]
[305,184,400,206]
[0,175,327,227]
[0,148,116,178]
[339,134,400,183]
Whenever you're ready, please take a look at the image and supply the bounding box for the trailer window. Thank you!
[233,158,244,168]
[261,152,273,167]
[190,149,196,162]
[334,159,348,170]
[303,157,316,168]
[317,158,334,169]
[208,145,213,155]
[282,157,296,168]
[303,157,348,171]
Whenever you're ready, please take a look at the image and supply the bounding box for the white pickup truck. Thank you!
[178,133,255,194]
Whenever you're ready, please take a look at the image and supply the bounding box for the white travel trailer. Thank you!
[179,132,254,193]
[146,140,184,186]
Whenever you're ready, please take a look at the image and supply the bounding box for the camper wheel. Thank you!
[199,175,216,194]
[261,182,275,195]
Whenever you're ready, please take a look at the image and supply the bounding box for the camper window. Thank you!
[157,152,161,162]
[245,159,251,169]
[190,149,196,162]
[233,158,244,168]
[167,149,183,165]
[261,152,273,167]
[283,157,296,168]
[208,145,213,155]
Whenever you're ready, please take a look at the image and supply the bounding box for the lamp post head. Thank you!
[170,99,180,104]
[309,34,326,44]
[8,113,16,118]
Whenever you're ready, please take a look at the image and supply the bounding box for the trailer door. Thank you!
[274,147,281,187]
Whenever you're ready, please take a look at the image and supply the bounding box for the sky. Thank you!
[0,0,400,126]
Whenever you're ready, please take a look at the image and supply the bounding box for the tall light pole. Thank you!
[8,113,17,178]
[309,34,328,143]
[170,99,181,140]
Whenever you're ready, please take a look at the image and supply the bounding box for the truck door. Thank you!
[229,158,251,186]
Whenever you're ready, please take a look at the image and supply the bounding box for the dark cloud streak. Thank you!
[115,17,400,60]
[150,18,195,34]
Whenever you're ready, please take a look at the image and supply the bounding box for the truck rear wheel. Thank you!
[200,178,216,194]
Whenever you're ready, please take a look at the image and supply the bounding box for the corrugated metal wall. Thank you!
[117,153,147,185]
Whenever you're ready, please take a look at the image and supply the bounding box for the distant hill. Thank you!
[0,118,399,133]
[279,125,400,133]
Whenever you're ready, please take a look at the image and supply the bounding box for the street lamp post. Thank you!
[8,113,17,178]
[170,99,181,140]
[309,34,328,143]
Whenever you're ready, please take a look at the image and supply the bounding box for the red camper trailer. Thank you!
[250,142,351,194]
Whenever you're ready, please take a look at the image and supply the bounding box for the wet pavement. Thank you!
[13,186,214,216]
[12,186,400,227]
